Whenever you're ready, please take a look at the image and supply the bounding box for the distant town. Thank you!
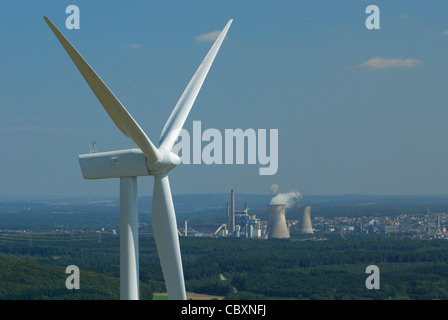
[182,207,448,241]
[0,191,447,241]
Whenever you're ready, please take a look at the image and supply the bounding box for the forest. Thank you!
[0,232,447,300]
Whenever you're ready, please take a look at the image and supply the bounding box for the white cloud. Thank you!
[127,43,141,49]
[358,57,423,70]
[194,30,221,42]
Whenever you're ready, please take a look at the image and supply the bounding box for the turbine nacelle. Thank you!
[79,148,149,180]
[78,147,180,179]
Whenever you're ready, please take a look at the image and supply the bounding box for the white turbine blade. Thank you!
[159,19,233,151]
[44,16,160,163]
[151,174,186,300]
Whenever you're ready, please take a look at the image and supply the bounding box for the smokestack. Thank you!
[267,204,290,239]
[226,203,229,231]
[231,189,235,233]
[297,206,313,234]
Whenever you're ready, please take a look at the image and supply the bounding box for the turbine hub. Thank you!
[146,148,180,176]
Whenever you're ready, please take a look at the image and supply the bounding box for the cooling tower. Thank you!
[297,206,313,234]
[267,204,290,239]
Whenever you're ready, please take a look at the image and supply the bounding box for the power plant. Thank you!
[185,190,311,240]
[297,206,314,234]
[267,204,290,239]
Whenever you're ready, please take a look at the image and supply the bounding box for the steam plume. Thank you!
[269,191,301,208]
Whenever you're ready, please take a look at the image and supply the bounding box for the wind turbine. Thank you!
[44,16,232,300]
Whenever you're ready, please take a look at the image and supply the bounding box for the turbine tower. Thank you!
[44,17,232,300]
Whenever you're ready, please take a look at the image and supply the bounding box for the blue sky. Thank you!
[1,0,448,198]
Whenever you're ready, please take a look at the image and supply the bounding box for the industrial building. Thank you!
[223,190,262,238]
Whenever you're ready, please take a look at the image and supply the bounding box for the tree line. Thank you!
[0,233,447,299]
